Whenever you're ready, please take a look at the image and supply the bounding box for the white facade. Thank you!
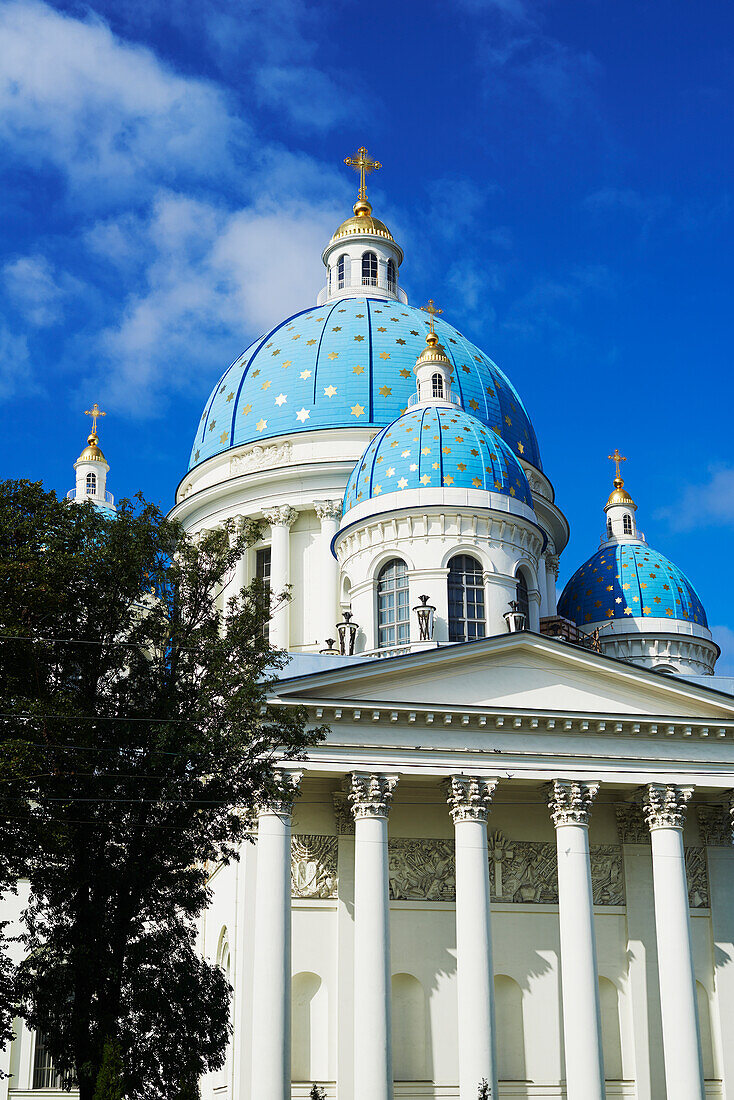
[3,163,733,1100]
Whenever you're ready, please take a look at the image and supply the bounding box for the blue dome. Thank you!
[557,542,708,629]
[342,405,534,514]
[189,297,541,471]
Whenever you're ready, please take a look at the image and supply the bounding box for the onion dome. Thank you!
[77,432,106,463]
[342,404,534,518]
[330,205,397,248]
[558,543,707,629]
[189,298,541,471]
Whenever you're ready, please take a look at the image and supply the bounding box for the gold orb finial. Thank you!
[605,448,636,509]
[344,146,381,217]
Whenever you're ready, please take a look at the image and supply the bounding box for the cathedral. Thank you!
[3,148,734,1100]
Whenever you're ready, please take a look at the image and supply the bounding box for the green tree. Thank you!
[0,479,322,1100]
[92,1039,124,1100]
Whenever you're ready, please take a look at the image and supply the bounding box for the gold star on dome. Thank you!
[242,404,252,416]
[399,368,411,378]
[379,352,390,360]
[256,418,267,432]
[421,446,431,455]
[262,380,271,390]
[409,463,418,471]
[328,352,339,360]
[351,404,365,417]
[469,399,479,411]
[354,334,365,342]
[457,462,467,471]
[306,339,316,346]
[504,415,512,425]
[208,420,216,432]
[324,385,337,398]
[219,431,229,444]
[194,449,200,461]
[517,442,524,454]
[510,487,516,496]
[353,364,364,375]
[226,392,234,402]
[379,385,392,397]
[398,477,408,489]
[282,360,291,369]
[332,326,341,332]
[296,408,310,422]
[275,393,287,406]
[252,369,260,377]
[373,484,382,495]
[420,474,431,485]
[377,326,387,332]
[470,448,479,456]
[300,370,311,379]
[292,334,300,340]
[272,348,280,356]
[396,338,406,345]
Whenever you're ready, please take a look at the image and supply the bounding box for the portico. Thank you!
[237,634,734,1100]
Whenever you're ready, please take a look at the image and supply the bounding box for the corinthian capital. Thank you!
[544,553,560,579]
[547,779,600,826]
[258,769,302,817]
[347,772,398,820]
[263,505,298,528]
[314,499,342,522]
[640,783,693,830]
[446,775,498,823]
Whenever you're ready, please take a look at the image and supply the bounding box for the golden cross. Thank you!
[421,299,443,335]
[608,448,626,479]
[85,403,106,436]
[344,146,381,201]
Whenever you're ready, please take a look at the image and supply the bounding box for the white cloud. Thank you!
[254,65,360,130]
[89,190,342,413]
[0,0,247,202]
[656,467,734,532]
[0,322,35,400]
[3,255,83,326]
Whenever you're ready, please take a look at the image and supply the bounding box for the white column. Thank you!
[642,784,705,1100]
[545,552,559,617]
[548,779,606,1100]
[447,775,499,1100]
[250,772,301,1100]
[263,505,297,650]
[348,772,399,1100]
[314,500,341,648]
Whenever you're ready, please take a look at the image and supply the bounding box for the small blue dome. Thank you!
[342,405,534,514]
[558,542,708,629]
[189,297,541,471]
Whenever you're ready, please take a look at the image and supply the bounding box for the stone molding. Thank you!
[332,792,355,835]
[615,803,650,844]
[640,783,693,830]
[547,779,600,826]
[347,772,398,819]
[263,504,298,528]
[697,804,732,847]
[446,775,499,823]
[230,440,292,476]
[291,834,338,899]
[314,499,343,522]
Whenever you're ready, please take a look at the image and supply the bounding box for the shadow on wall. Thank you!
[292,971,329,1082]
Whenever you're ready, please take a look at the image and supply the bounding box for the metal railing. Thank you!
[66,488,115,505]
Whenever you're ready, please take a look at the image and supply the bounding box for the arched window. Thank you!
[516,571,530,627]
[607,518,613,538]
[337,254,348,289]
[387,258,396,292]
[494,976,526,1080]
[362,250,378,286]
[391,974,429,1081]
[448,555,486,642]
[377,559,410,648]
[292,972,329,1082]
[85,472,96,496]
[598,977,623,1080]
[432,372,444,398]
[623,513,633,535]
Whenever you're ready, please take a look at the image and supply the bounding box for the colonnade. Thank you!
[249,774,707,1100]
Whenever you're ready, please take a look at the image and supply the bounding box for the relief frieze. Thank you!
[291,834,338,899]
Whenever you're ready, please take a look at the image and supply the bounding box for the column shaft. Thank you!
[264,506,297,649]
[643,785,705,1100]
[250,778,299,1100]
[447,776,498,1099]
[349,773,398,1100]
[549,780,606,1100]
[314,500,341,647]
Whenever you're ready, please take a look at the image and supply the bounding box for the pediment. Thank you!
[275,635,734,720]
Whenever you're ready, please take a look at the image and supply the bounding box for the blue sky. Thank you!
[2,0,734,667]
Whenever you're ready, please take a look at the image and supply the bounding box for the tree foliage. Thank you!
[0,479,322,1099]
